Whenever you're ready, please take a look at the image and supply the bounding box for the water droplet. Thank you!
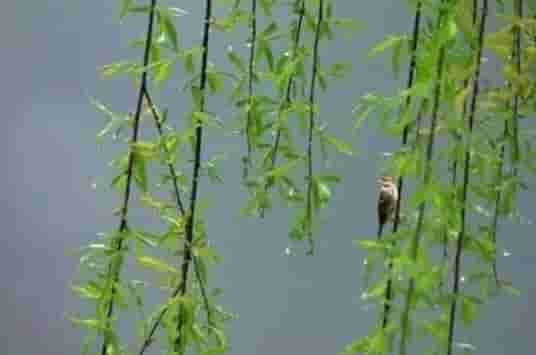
[503,250,511,257]
[360,292,369,301]
[283,247,292,256]
[455,342,476,352]
[363,258,368,266]
[90,181,98,190]
[360,304,373,312]
[227,45,233,52]
[284,51,291,57]
[245,41,252,48]
[460,276,466,283]
[112,132,119,141]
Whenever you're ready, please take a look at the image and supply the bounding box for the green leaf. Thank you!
[154,61,174,86]
[131,141,158,160]
[501,283,521,297]
[99,61,137,79]
[258,38,274,72]
[368,35,407,58]
[158,7,179,52]
[111,174,127,192]
[323,135,354,156]
[69,317,103,330]
[355,239,387,252]
[461,295,479,325]
[207,71,225,94]
[133,230,161,248]
[71,282,102,300]
[137,255,178,274]
[267,159,301,178]
[317,174,342,184]
[227,50,246,73]
[119,0,133,19]
[132,151,148,192]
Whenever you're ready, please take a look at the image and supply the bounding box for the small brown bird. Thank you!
[377,176,398,238]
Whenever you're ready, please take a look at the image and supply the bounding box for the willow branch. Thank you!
[245,0,257,169]
[446,2,488,355]
[490,130,506,285]
[381,1,422,331]
[511,0,523,176]
[260,0,305,217]
[398,8,447,355]
[439,0,480,294]
[136,90,213,355]
[174,0,213,351]
[304,0,324,256]
[143,91,186,216]
[100,1,157,354]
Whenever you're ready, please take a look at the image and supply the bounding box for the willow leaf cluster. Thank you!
[72,1,233,354]
[226,0,359,254]
[346,1,535,354]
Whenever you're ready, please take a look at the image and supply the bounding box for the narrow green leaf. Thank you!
[323,135,354,156]
[119,0,133,19]
[137,255,178,274]
[267,159,301,178]
[158,7,179,52]
[132,152,148,192]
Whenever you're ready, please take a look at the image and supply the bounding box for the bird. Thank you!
[377,176,398,238]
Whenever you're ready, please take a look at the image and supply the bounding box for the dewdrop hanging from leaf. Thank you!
[377,176,398,238]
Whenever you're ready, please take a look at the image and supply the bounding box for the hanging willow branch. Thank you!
[260,0,305,217]
[175,0,213,351]
[245,0,257,170]
[446,1,488,355]
[135,91,213,355]
[398,8,448,355]
[100,1,157,354]
[440,0,479,291]
[511,0,523,176]
[381,0,422,330]
[304,0,324,256]
[144,92,186,216]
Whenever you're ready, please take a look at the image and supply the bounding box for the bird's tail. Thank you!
[377,222,384,240]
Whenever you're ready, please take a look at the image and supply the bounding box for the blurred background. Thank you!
[1,1,534,354]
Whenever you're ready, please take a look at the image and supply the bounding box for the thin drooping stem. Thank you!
[381,1,422,330]
[175,0,213,351]
[100,1,157,354]
[144,91,185,216]
[304,0,323,256]
[490,0,524,284]
[245,0,257,168]
[260,0,305,217]
[490,130,506,285]
[399,10,447,355]
[137,91,213,355]
[446,2,488,355]
[511,0,522,176]
[440,0,479,294]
